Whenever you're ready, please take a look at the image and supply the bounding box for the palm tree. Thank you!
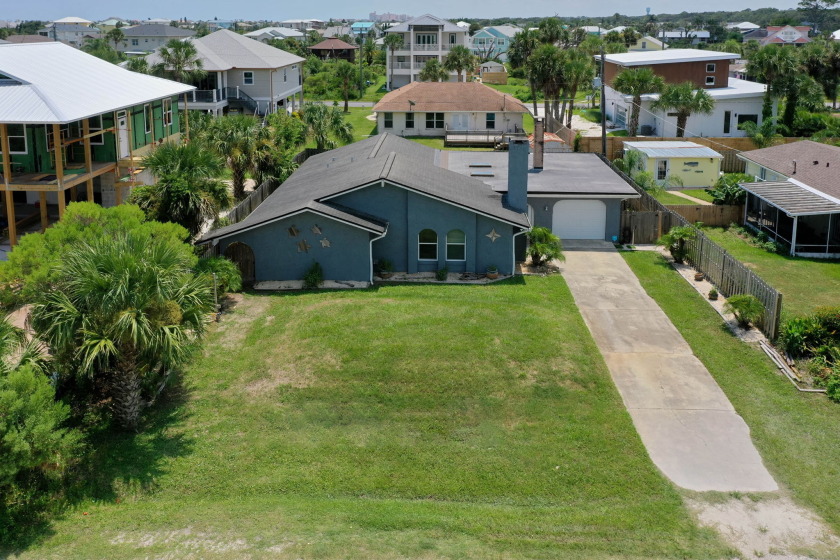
[560,49,595,127]
[801,40,840,108]
[105,27,125,50]
[418,58,450,82]
[331,60,358,112]
[301,103,354,151]
[205,115,273,200]
[443,45,476,82]
[528,44,566,129]
[130,142,232,237]
[537,17,564,45]
[508,28,541,114]
[612,67,664,137]
[154,39,207,83]
[125,56,151,74]
[652,82,715,137]
[747,45,799,120]
[382,33,404,90]
[30,234,213,430]
[0,315,47,376]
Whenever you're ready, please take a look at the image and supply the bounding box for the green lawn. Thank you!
[359,76,387,102]
[702,226,840,318]
[680,189,715,203]
[303,107,378,148]
[623,251,840,537]
[9,278,729,559]
[653,190,698,205]
[404,137,496,151]
[576,109,601,123]
[607,130,628,137]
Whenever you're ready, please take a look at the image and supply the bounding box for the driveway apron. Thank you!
[560,241,778,492]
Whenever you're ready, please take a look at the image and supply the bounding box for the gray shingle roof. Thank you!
[739,181,840,216]
[201,134,529,243]
[386,14,463,32]
[122,24,195,38]
[738,140,840,200]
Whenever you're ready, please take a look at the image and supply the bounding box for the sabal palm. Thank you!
[105,27,124,50]
[739,118,782,149]
[528,44,566,129]
[652,82,715,137]
[612,67,664,136]
[30,234,213,430]
[206,115,273,199]
[301,103,354,151]
[383,33,404,90]
[443,45,475,82]
[155,39,206,83]
[418,58,449,82]
[132,142,231,237]
[332,60,357,112]
[560,49,595,127]
[508,28,541,114]
[747,45,799,120]
[0,316,46,377]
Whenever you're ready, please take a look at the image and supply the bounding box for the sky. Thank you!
[6,0,799,23]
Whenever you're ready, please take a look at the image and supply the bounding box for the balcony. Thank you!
[412,43,442,51]
[184,89,227,104]
[392,62,412,70]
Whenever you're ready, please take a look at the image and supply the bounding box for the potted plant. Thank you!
[694,271,705,281]
[486,265,499,279]
[708,287,718,301]
[376,259,394,279]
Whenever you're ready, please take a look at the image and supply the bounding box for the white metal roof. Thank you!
[624,141,723,158]
[53,16,93,24]
[634,78,766,102]
[0,42,193,124]
[727,21,760,30]
[600,48,738,66]
[245,27,304,39]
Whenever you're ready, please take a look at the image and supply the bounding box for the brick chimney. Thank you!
[507,137,529,213]
[533,117,544,170]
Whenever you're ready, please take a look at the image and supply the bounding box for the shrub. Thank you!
[706,174,749,205]
[303,261,323,289]
[723,294,764,328]
[375,259,393,273]
[527,227,564,267]
[780,316,829,356]
[815,306,840,335]
[657,225,696,264]
[825,371,840,403]
[436,267,449,281]
[194,256,243,294]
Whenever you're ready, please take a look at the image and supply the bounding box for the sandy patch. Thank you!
[214,294,272,349]
[688,496,840,559]
[111,528,249,554]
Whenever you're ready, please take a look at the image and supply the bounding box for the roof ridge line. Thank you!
[370,134,388,158]
[380,152,397,179]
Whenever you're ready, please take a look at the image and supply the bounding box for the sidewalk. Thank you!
[560,240,777,492]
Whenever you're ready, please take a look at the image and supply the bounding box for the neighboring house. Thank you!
[38,24,101,47]
[759,25,811,46]
[832,29,840,40]
[598,49,767,137]
[372,82,527,141]
[118,24,195,54]
[4,35,53,44]
[737,141,840,257]
[244,27,304,42]
[199,129,638,284]
[281,19,325,31]
[322,25,353,38]
[143,29,304,116]
[350,21,377,37]
[623,141,723,188]
[52,16,94,26]
[308,38,358,62]
[479,61,507,85]
[658,30,710,45]
[627,35,665,52]
[470,25,521,62]
[0,42,192,244]
[726,21,760,32]
[383,14,470,88]
[98,17,131,31]
[579,26,606,35]
[527,131,570,153]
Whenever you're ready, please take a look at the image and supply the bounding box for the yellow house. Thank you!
[628,35,665,51]
[624,141,723,188]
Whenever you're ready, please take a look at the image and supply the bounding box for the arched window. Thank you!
[446,230,466,261]
[418,229,437,260]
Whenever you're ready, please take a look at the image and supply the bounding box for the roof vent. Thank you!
[792,160,797,174]
[814,160,819,165]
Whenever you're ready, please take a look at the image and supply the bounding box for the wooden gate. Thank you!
[224,242,255,287]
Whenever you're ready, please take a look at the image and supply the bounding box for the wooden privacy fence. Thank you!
[602,154,783,339]
[665,204,744,227]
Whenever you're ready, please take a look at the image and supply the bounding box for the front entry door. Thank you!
[452,113,469,130]
[116,111,130,159]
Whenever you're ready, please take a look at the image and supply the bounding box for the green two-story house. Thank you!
[0,41,194,244]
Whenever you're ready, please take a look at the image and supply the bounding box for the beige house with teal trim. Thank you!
[623,141,723,188]
[0,42,193,246]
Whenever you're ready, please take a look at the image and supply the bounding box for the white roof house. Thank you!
[623,141,723,159]
[600,49,739,66]
[52,16,93,25]
[627,78,766,103]
[245,27,305,41]
[0,42,193,124]
[726,21,760,31]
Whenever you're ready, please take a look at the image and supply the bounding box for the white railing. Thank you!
[413,43,441,51]
[392,62,411,69]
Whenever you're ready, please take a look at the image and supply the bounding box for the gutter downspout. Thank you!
[369,223,389,284]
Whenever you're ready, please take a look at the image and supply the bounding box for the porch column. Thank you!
[53,124,66,219]
[0,124,16,246]
[82,118,94,202]
[39,192,48,231]
[790,216,798,256]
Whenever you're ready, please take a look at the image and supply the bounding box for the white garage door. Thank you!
[552,200,607,240]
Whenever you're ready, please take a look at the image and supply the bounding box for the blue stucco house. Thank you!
[201,134,531,285]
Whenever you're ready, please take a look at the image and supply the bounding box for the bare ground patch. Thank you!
[110,528,249,556]
[214,294,272,350]
[687,495,840,559]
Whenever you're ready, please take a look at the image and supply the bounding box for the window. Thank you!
[723,110,731,134]
[243,71,254,85]
[759,167,767,181]
[705,76,715,86]
[706,63,716,73]
[88,115,104,145]
[283,68,287,82]
[406,112,414,128]
[131,38,138,46]
[418,229,438,260]
[486,113,495,129]
[656,159,668,181]
[641,41,647,48]
[450,33,456,44]
[7,124,26,154]
[384,112,393,128]
[446,230,466,261]
[144,104,152,134]
[416,33,437,45]
[162,98,173,128]
[426,112,444,129]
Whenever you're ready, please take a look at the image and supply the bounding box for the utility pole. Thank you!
[357,30,365,99]
[600,43,607,157]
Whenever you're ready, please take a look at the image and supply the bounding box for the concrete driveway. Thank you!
[560,240,778,492]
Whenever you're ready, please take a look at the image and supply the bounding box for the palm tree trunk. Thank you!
[232,164,246,200]
[676,114,688,137]
[111,349,144,431]
[530,81,538,115]
[566,86,577,128]
[543,97,552,129]
[629,95,641,137]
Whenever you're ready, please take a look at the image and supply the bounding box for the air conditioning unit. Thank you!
[640,125,654,136]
